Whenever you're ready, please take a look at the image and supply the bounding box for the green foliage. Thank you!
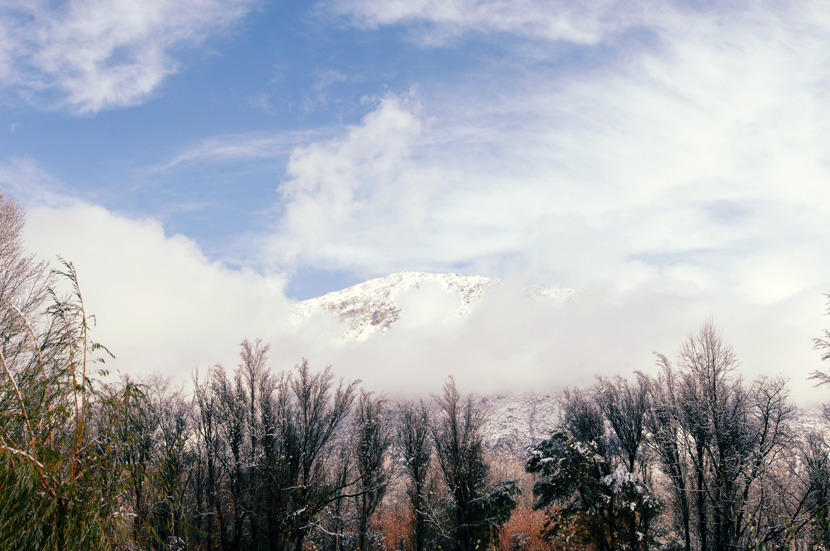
[527,426,661,551]
[527,427,605,513]
[0,259,141,550]
[478,479,521,533]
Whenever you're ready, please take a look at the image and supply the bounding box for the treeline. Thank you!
[526,322,829,551]
[3,190,830,551]
[129,345,520,551]
[0,262,519,551]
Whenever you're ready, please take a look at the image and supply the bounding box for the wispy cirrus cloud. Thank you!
[327,0,648,46]
[151,129,339,172]
[274,1,830,307]
[0,0,256,113]
[259,0,830,397]
[0,158,78,207]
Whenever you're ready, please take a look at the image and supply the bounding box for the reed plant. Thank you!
[0,259,143,550]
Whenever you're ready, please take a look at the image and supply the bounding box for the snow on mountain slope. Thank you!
[481,396,828,457]
[296,272,575,452]
[482,392,562,453]
[297,271,574,341]
[296,273,829,456]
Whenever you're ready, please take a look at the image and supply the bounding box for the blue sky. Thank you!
[1,0,675,300]
[3,0,830,396]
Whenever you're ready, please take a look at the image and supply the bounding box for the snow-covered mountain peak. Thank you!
[297,272,499,340]
[297,271,574,341]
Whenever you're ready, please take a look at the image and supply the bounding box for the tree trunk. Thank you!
[696,441,707,551]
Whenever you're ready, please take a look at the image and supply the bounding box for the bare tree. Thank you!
[561,386,605,449]
[812,293,830,382]
[396,400,432,551]
[800,433,830,546]
[595,375,654,550]
[676,321,739,551]
[192,368,222,550]
[353,391,391,551]
[119,375,194,549]
[0,189,51,323]
[282,360,359,551]
[192,366,246,550]
[149,377,194,549]
[323,441,353,551]
[651,321,796,551]
[644,357,692,551]
[256,367,293,551]
[191,354,360,551]
[808,295,830,545]
[238,338,269,548]
[432,377,518,551]
[0,190,54,430]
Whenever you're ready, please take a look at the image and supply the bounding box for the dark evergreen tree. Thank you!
[526,386,661,551]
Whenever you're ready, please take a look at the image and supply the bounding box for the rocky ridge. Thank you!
[297,271,574,341]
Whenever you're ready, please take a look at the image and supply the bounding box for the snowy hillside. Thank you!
[295,272,830,456]
[481,392,562,452]
[296,271,576,452]
[297,271,574,340]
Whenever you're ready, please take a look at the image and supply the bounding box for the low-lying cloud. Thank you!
[21,203,829,405]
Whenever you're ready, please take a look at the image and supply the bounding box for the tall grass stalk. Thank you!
[0,259,142,550]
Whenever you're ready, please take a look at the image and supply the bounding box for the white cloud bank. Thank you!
[22,202,297,379]
[15,191,830,403]
[0,0,255,113]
